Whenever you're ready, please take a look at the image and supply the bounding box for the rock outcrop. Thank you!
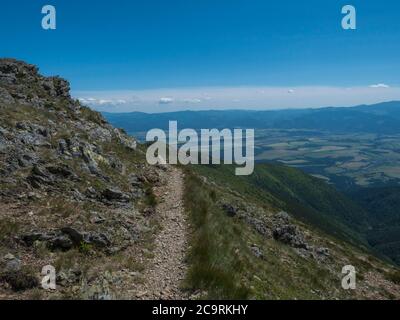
[0,59,158,299]
[0,59,139,203]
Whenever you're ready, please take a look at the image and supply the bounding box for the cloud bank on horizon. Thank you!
[75,84,400,113]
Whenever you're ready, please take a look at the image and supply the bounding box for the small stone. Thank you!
[49,234,74,251]
[101,187,130,202]
[250,245,263,259]
[61,227,84,245]
[90,213,105,224]
[316,247,330,256]
[136,291,147,298]
[3,253,21,272]
[275,211,291,223]
[222,203,237,217]
[4,253,15,260]
[129,272,141,277]
[253,275,262,282]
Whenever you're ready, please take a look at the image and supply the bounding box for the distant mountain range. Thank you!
[103,100,400,266]
[103,101,400,135]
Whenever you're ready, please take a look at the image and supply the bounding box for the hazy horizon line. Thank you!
[96,100,400,115]
[74,85,400,114]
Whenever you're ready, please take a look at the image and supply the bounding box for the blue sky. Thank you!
[1,0,400,112]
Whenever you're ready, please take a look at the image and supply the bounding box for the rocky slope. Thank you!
[0,59,174,299]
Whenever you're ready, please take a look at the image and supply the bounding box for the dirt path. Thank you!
[136,166,188,300]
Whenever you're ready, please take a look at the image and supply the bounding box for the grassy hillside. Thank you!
[350,187,400,265]
[192,163,370,247]
[182,164,400,299]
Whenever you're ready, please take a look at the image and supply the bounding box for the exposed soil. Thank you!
[134,166,188,300]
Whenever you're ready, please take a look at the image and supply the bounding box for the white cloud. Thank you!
[74,85,400,113]
[159,97,174,104]
[369,83,390,88]
[183,98,202,104]
[78,97,127,106]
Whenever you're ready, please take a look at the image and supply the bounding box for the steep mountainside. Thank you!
[350,187,400,265]
[193,164,370,245]
[183,164,400,299]
[0,59,168,299]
